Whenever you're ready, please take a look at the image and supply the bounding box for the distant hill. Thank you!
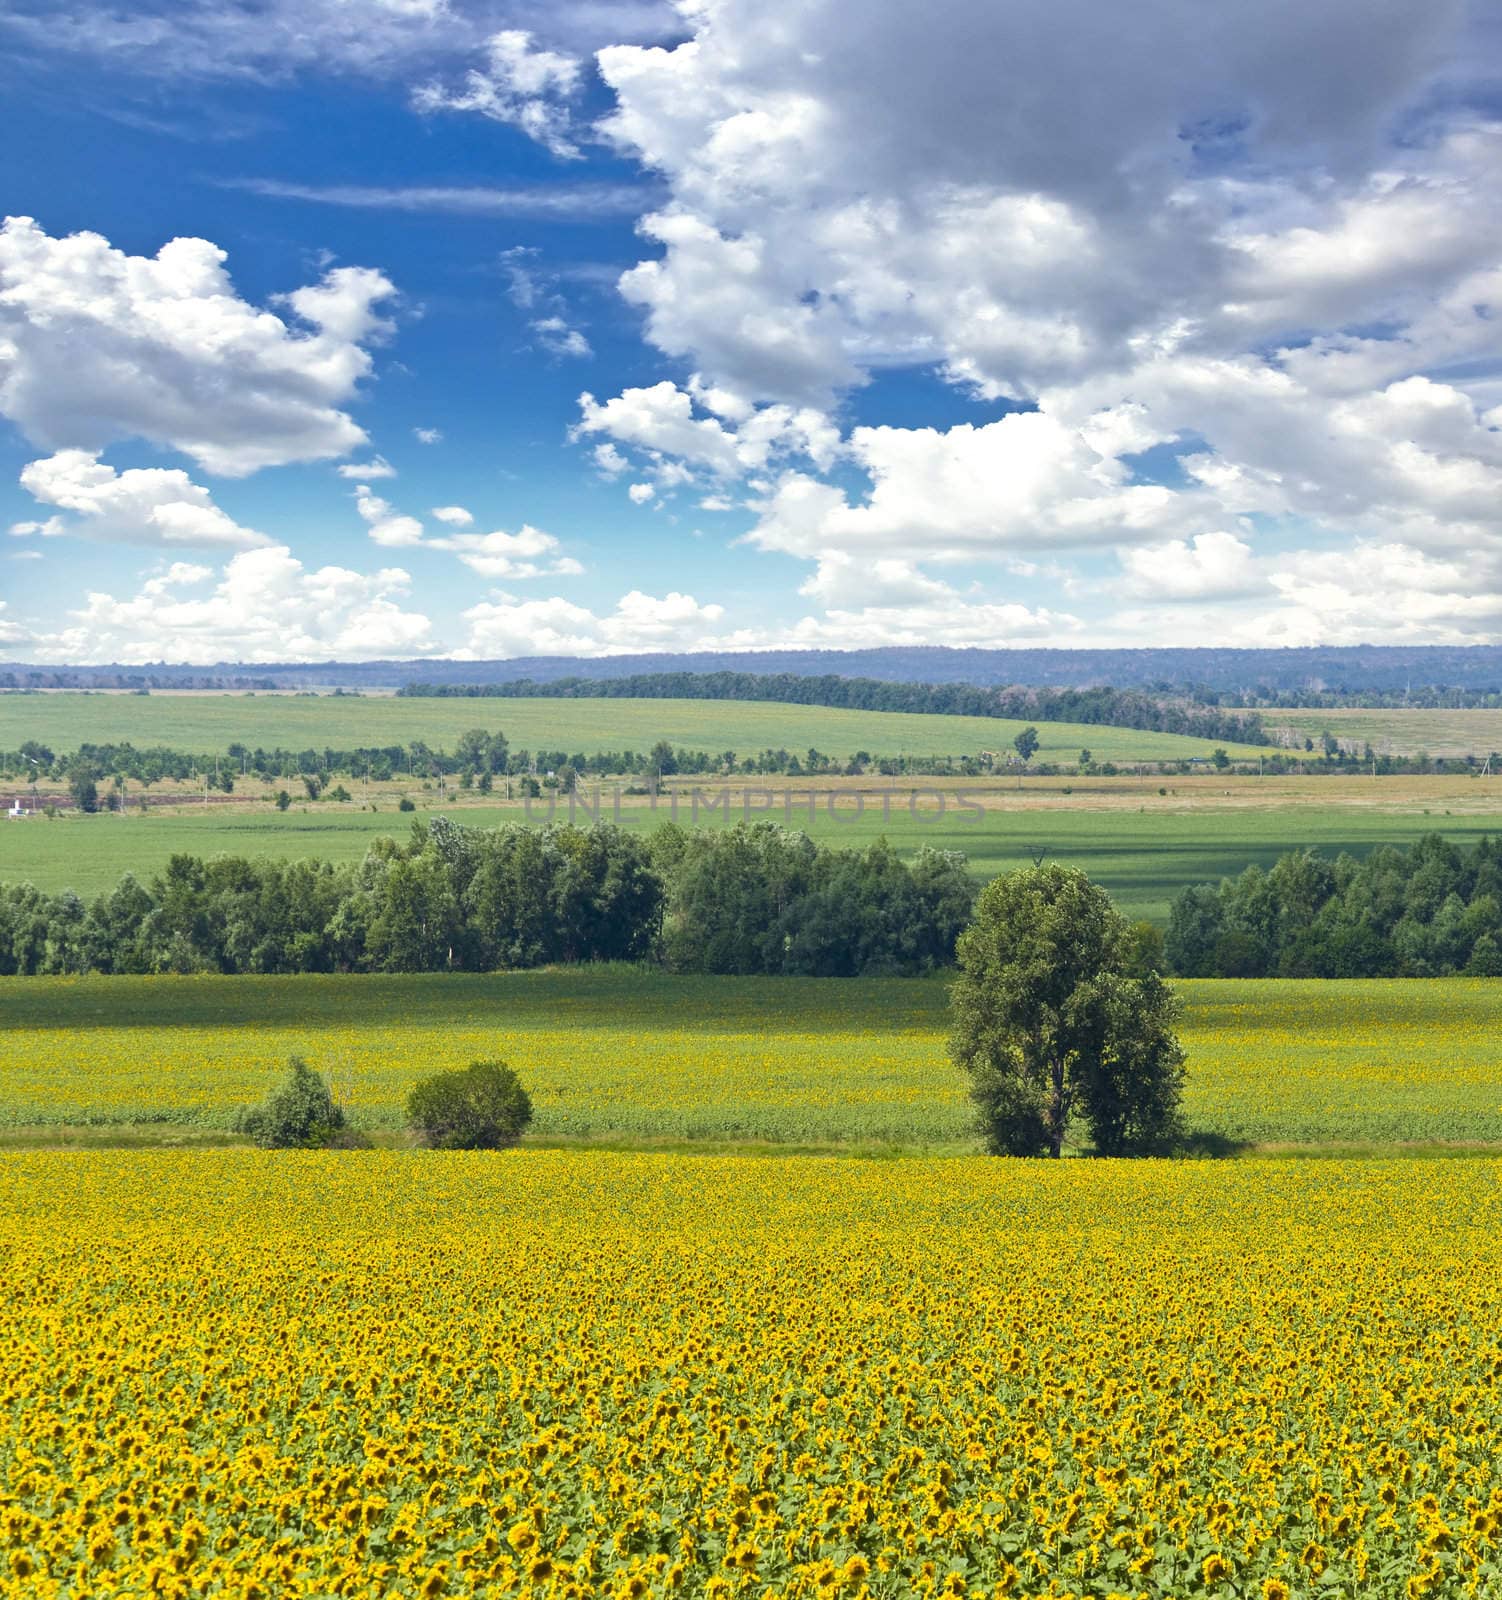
[4,645,1502,696]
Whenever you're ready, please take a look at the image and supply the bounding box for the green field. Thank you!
[1269,705,1502,758]
[0,690,1268,764]
[4,797,1499,921]
[3,970,1498,1148]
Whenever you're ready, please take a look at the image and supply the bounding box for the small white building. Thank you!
[7,801,31,819]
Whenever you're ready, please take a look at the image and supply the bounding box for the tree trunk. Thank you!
[1049,1055,1065,1158]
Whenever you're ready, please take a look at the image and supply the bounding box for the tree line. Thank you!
[0,819,976,979]
[1,735,1072,807]
[1166,834,1502,977]
[397,670,1271,745]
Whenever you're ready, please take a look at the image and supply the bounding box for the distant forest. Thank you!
[5,643,1502,698]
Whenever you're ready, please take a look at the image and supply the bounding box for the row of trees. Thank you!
[0,819,976,979]
[399,670,1271,745]
[0,735,1051,794]
[1166,834,1502,977]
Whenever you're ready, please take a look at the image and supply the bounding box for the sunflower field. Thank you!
[1,1151,1500,1599]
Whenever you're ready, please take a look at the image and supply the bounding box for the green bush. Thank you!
[406,1060,533,1150]
[239,1056,349,1148]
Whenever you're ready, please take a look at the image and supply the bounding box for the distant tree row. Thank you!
[1,734,1060,794]
[1166,834,1502,977]
[0,819,976,979]
[397,670,1272,745]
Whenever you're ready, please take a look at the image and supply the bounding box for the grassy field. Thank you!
[4,1151,1497,1597]
[0,689,1269,764]
[1269,705,1502,758]
[3,969,1498,1148]
[4,786,1499,921]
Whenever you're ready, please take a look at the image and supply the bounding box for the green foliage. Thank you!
[950,865,1186,1158]
[1166,834,1502,977]
[1013,726,1040,763]
[406,1059,533,1149]
[238,1056,348,1148]
[68,770,99,813]
[657,824,975,977]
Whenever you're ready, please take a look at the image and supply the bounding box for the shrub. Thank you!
[406,1060,533,1150]
[398,796,416,812]
[239,1056,349,1148]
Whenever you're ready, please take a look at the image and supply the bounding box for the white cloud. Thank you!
[431,504,474,526]
[413,427,443,445]
[598,0,1475,406]
[1119,531,1264,602]
[17,450,271,550]
[223,178,647,218]
[574,0,1502,643]
[0,602,30,644]
[0,0,681,82]
[531,314,592,359]
[461,588,725,656]
[0,0,474,80]
[414,29,583,158]
[592,442,629,477]
[627,482,655,506]
[0,217,395,475]
[431,525,584,580]
[354,485,425,548]
[336,455,397,480]
[574,382,839,484]
[745,409,1186,570]
[29,546,433,664]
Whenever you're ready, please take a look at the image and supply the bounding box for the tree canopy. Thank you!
[950,864,1185,1158]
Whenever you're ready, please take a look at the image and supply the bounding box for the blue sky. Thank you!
[1,0,1500,662]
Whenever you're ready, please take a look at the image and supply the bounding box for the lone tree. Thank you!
[406,1060,533,1150]
[240,1056,349,1149]
[1013,725,1040,764]
[950,864,1185,1157]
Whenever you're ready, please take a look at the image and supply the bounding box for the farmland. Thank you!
[1268,705,1502,759]
[2,1150,1499,1599]
[0,690,1271,764]
[3,970,1499,1149]
[4,781,1500,922]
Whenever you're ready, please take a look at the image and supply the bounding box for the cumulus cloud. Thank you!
[414,29,583,158]
[1119,531,1264,602]
[0,217,395,476]
[17,450,271,550]
[598,0,1475,405]
[461,588,724,656]
[354,484,425,548]
[744,410,1186,571]
[350,480,585,578]
[574,381,839,488]
[28,546,433,664]
[431,525,584,579]
[559,1,1502,643]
